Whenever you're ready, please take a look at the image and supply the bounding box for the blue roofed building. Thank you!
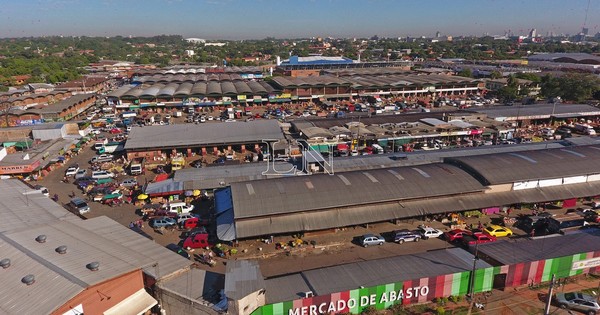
[280,55,354,66]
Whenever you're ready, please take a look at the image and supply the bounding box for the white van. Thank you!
[91,170,115,180]
[163,202,194,214]
[371,144,384,154]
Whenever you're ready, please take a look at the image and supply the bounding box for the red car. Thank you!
[462,232,497,246]
[182,232,214,250]
[444,229,472,242]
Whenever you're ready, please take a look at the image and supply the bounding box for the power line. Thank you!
[583,0,591,30]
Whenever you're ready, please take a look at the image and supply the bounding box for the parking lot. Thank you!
[37,139,532,277]
[35,121,599,281]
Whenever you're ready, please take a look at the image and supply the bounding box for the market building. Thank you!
[215,144,600,241]
[103,69,483,108]
[245,232,600,315]
[0,179,224,315]
[123,119,285,161]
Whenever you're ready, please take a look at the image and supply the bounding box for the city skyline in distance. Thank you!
[0,0,598,39]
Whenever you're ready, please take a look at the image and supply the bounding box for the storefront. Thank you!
[251,248,495,315]
[251,233,600,315]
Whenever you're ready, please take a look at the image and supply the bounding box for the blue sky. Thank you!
[0,0,598,39]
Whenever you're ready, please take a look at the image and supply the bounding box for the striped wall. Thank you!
[504,250,600,287]
[252,268,497,315]
[253,250,600,315]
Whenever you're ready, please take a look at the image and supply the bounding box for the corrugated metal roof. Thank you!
[0,237,83,314]
[79,216,191,280]
[0,180,80,233]
[224,260,265,300]
[477,231,600,265]
[32,94,95,114]
[175,163,287,190]
[233,180,600,239]
[446,145,600,184]
[264,273,312,304]
[231,163,486,219]
[300,248,491,297]
[472,103,600,120]
[158,268,225,302]
[124,120,284,151]
[3,221,141,286]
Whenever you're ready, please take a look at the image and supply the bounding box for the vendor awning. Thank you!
[337,143,349,151]
[145,178,184,197]
[271,98,291,103]
[103,288,157,315]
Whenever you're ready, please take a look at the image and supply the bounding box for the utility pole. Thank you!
[467,243,480,315]
[543,274,556,315]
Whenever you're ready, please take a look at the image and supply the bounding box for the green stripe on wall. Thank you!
[451,272,462,296]
[542,258,553,282]
[350,289,360,314]
[273,301,284,315]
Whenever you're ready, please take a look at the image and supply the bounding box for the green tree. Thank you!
[458,68,472,78]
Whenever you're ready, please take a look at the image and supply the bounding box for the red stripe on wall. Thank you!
[339,290,350,313]
[534,259,546,284]
[505,264,515,287]
[513,263,524,287]
[435,275,445,299]
[402,280,413,305]
[418,277,429,304]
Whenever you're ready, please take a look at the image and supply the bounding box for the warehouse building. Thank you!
[215,145,600,241]
[0,179,222,315]
[124,119,285,161]
[245,232,600,315]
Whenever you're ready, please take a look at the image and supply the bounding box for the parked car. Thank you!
[33,185,49,197]
[74,169,88,179]
[90,154,114,163]
[91,170,115,180]
[444,229,472,242]
[360,234,385,247]
[483,224,513,237]
[150,217,177,228]
[182,231,213,250]
[121,178,138,188]
[69,197,90,214]
[462,233,497,246]
[65,165,80,176]
[554,292,600,315]
[394,229,421,244]
[180,217,210,229]
[417,226,444,239]
[166,243,190,259]
[176,213,199,224]
[191,160,203,168]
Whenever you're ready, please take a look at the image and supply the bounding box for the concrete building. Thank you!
[215,144,600,241]
[124,120,285,161]
[0,179,223,315]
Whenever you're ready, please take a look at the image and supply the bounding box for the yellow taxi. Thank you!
[483,224,513,237]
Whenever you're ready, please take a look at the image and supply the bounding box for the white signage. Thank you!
[572,257,600,270]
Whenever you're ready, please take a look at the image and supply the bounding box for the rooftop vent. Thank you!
[21,274,35,285]
[86,262,100,271]
[0,258,10,269]
[55,245,67,254]
[35,235,47,243]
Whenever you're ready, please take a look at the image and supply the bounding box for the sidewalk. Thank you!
[480,275,600,315]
